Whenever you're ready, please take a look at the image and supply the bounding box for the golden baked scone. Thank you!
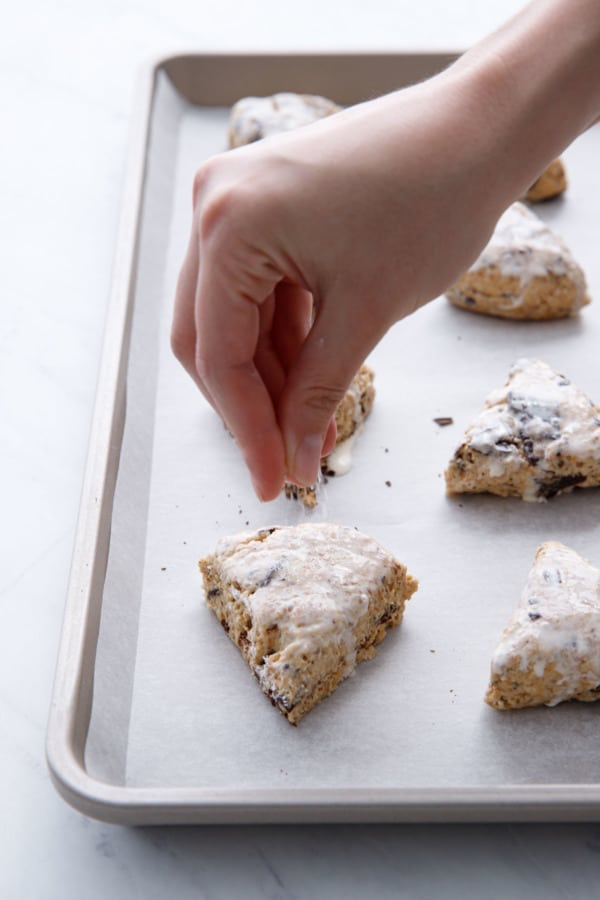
[445,358,600,501]
[200,523,418,725]
[229,92,342,148]
[284,364,376,508]
[525,158,567,202]
[446,202,589,319]
[486,542,600,709]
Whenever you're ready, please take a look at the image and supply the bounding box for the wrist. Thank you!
[451,0,600,208]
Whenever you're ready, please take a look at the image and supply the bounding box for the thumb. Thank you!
[278,310,373,487]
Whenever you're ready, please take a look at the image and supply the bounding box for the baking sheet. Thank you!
[48,54,600,823]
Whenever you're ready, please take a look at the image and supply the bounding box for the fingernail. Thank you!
[291,433,322,486]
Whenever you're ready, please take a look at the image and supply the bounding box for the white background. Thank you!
[4,1,600,898]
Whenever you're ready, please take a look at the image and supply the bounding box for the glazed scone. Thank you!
[445,358,600,501]
[229,92,342,148]
[525,158,567,203]
[446,202,589,319]
[486,542,600,709]
[200,523,418,725]
[284,364,376,507]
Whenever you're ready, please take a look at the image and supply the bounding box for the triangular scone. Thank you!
[446,202,589,319]
[525,158,567,203]
[445,358,600,501]
[199,523,418,725]
[229,92,342,148]
[486,542,600,709]
[284,364,376,507]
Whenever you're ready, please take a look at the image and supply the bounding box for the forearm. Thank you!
[453,0,600,207]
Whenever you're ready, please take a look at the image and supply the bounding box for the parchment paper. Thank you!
[86,72,600,794]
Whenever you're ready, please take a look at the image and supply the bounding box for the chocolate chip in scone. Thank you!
[536,473,586,499]
[258,561,284,588]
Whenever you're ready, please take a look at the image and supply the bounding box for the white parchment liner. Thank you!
[85,74,600,792]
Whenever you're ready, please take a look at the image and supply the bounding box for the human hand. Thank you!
[171,66,513,501]
[173,0,600,503]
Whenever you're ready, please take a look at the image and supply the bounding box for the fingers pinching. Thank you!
[277,292,379,488]
[193,248,287,501]
[278,355,352,488]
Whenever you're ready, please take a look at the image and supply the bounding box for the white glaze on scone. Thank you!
[487,542,600,708]
[201,522,417,723]
[325,431,360,477]
[214,524,392,670]
[446,202,589,319]
[446,358,600,501]
[475,203,574,282]
[229,92,341,147]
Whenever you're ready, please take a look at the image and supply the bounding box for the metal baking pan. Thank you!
[46,52,600,824]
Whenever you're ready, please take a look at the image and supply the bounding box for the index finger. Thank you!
[194,255,286,502]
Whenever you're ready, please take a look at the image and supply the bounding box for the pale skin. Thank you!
[172,0,600,502]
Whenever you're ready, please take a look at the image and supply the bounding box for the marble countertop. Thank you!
[4,1,600,897]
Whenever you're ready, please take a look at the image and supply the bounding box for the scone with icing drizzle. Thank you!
[525,158,567,203]
[229,92,342,148]
[200,523,418,725]
[486,542,600,709]
[284,364,376,508]
[446,202,589,319]
[445,358,600,501]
